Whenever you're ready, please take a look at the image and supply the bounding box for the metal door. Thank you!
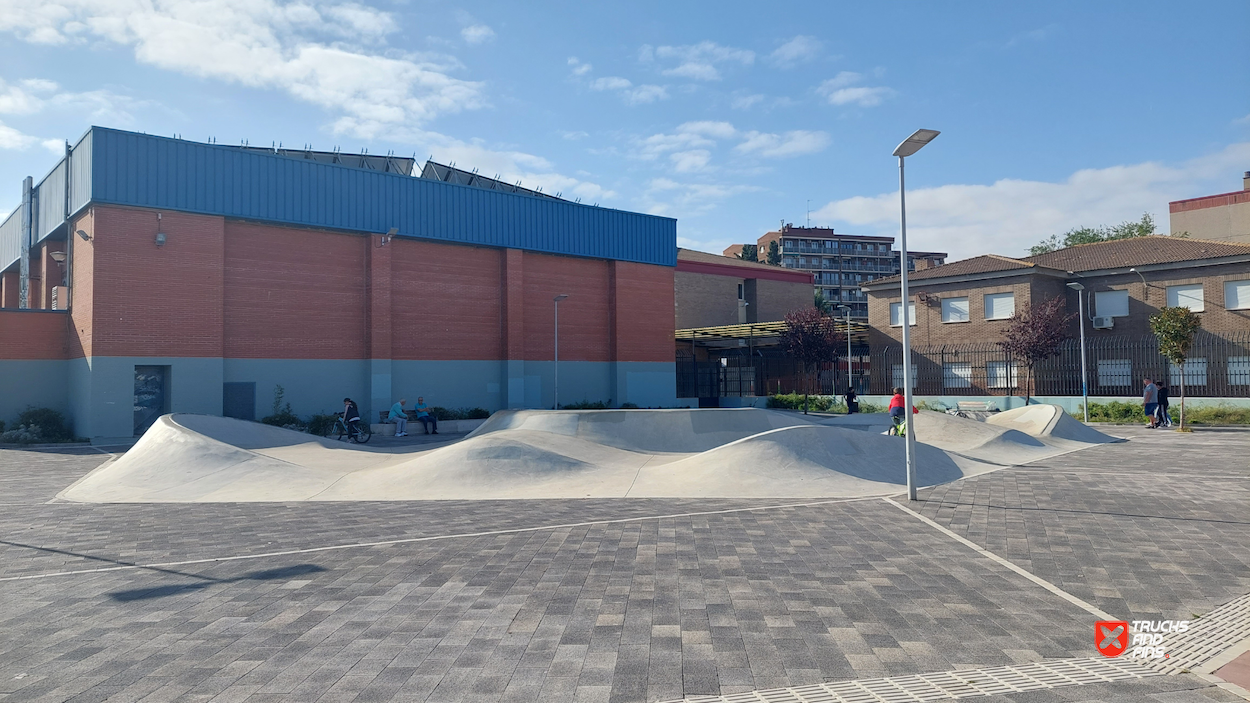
[134,366,168,436]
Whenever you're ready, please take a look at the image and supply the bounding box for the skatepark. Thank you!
[60,405,1120,503]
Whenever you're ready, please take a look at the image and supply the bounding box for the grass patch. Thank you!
[1074,401,1250,425]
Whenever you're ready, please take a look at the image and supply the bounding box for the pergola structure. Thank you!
[675,319,870,351]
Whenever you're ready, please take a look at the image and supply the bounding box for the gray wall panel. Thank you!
[0,359,70,429]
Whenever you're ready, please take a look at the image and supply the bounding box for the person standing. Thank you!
[342,397,362,440]
[388,398,409,436]
[844,387,858,415]
[1142,378,1159,428]
[414,396,438,435]
[1156,380,1171,428]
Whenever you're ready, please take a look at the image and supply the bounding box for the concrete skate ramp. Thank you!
[60,407,1116,503]
[986,405,1120,444]
[469,408,818,453]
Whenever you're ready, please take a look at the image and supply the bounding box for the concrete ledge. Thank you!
[371,418,486,436]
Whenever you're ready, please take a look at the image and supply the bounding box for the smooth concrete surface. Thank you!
[61,406,1119,503]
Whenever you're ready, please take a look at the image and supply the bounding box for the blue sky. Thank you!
[1,1,1247,260]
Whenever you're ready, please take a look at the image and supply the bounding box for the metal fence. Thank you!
[676,347,871,399]
[869,331,1250,397]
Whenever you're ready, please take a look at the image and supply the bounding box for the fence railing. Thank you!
[868,332,1250,397]
[676,348,871,399]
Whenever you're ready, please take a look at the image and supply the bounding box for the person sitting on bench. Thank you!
[414,397,437,434]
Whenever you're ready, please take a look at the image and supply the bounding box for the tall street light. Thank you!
[553,294,569,409]
[1066,282,1089,422]
[836,304,853,399]
[893,128,940,501]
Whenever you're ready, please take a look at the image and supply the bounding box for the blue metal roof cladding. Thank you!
[1,127,676,272]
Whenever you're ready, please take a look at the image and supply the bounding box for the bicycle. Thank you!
[327,413,372,443]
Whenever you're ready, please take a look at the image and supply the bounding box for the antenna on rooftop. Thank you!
[806,199,811,228]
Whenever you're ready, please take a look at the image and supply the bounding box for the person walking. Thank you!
[414,396,438,434]
[1156,380,1172,428]
[844,387,858,415]
[388,398,409,436]
[1142,377,1159,428]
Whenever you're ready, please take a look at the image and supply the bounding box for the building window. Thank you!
[889,301,917,326]
[941,296,970,323]
[1097,359,1132,387]
[892,364,917,389]
[1229,357,1250,386]
[1095,289,1129,318]
[943,362,972,388]
[1169,358,1207,387]
[1226,280,1250,310]
[737,283,744,300]
[783,239,795,249]
[984,292,1015,320]
[986,361,1018,389]
[1166,283,1204,312]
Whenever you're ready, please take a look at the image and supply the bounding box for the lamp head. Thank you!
[1066,282,1084,291]
[1129,267,1138,273]
[893,129,940,157]
[48,250,67,264]
[75,229,91,241]
[553,294,569,302]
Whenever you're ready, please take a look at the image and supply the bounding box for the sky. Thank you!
[0,1,1247,261]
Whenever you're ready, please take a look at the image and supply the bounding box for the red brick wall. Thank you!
[0,271,18,309]
[68,210,94,358]
[523,253,612,362]
[85,205,225,357]
[223,220,365,359]
[0,310,70,359]
[391,239,504,361]
[611,261,675,363]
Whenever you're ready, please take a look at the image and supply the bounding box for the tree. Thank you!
[780,307,844,414]
[766,240,782,266]
[1029,213,1157,256]
[996,296,1075,403]
[1149,306,1202,430]
[736,244,759,262]
[814,291,832,314]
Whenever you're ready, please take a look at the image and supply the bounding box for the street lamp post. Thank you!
[553,294,569,409]
[837,304,853,398]
[1067,282,1089,422]
[893,128,940,502]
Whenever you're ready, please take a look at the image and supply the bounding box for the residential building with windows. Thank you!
[860,236,1250,397]
[1169,171,1250,245]
[736,224,946,320]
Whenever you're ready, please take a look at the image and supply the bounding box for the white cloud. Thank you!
[561,130,588,140]
[590,76,632,91]
[650,41,754,81]
[678,121,737,139]
[731,92,765,110]
[427,130,613,202]
[0,0,487,140]
[817,71,894,107]
[0,120,38,149]
[461,24,494,44]
[567,56,592,76]
[812,142,1250,260]
[734,130,829,158]
[670,149,711,173]
[623,84,667,105]
[641,177,762,216]
[767,35,821,67]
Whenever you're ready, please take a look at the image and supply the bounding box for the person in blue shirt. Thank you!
[388,398,409,436]
[414,396,437,434]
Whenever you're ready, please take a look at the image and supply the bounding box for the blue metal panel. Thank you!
[89,128,677,266]
[69,130,92,214]
[0,207,20,272]
[34,159,67,242]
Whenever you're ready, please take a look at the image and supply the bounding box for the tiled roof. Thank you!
[677,247,786,272]
[1022,236,1250,272]
[866,254,1037,287]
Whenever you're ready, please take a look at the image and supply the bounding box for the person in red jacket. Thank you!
[888,387,918,434]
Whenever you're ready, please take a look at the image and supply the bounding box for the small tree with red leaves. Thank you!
[780,307,844,414]
[996,296,1075,403]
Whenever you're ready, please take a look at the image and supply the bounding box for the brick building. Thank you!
[675,248,813,329]
[861,236,1250,396]
[724,224,945,320]
[0,128,679,442]
[1169,172,1250,245]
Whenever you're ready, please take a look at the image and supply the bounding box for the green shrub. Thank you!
[464,407,490,419]
[260,385,306,431]
[619,402,639,409]
[0,425,43,444]
[560,400,609,410]
[0,420,5,433]
[858,401,886,414]
[1177,404,1250,425]
[16,407,72,442]
[306,413,339,437]
[1078,401,1149,423]
[765,393,847,413]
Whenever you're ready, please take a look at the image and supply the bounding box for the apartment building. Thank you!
[747,225,945,319]
[1169,171,1250,245]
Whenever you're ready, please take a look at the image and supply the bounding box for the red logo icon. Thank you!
[1096,621,1129,657]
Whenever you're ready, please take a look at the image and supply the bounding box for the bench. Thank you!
[955,401,997,412]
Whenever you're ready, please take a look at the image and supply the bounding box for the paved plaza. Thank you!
[1,426,1248,702]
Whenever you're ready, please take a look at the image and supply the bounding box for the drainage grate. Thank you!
[668,657,1159,703]
[1139,592,1250,675]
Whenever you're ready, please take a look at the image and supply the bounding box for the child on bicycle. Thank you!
[342,398,362,440]
[888,387,917,435]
